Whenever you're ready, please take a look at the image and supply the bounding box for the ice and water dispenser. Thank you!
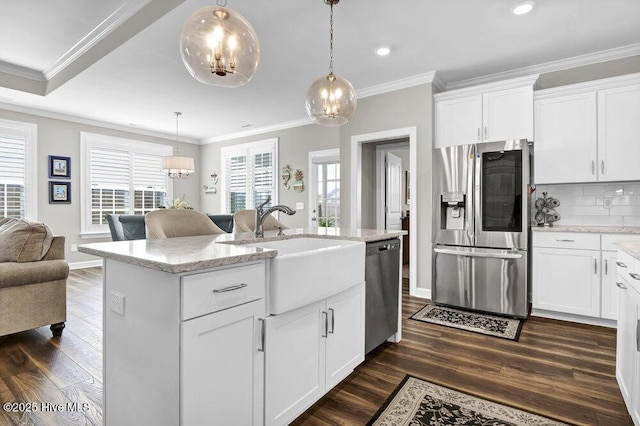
[440,192,465,230]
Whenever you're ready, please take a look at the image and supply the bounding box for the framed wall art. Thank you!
[49,155,71,179]
[49,181,71,204]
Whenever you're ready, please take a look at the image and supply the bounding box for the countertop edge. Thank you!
[613,241,640,260]
[531,226,640,234]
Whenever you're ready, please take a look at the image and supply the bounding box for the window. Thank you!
[81,133,172,236]
[221,138,277,214]
[315,162,340,228]
[0,119,36,220]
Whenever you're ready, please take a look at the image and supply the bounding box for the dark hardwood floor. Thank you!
[0,267,632,425]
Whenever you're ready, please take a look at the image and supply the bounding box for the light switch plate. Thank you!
[296,202,304,210]
[110,291,125,316]
[603,196,613,209]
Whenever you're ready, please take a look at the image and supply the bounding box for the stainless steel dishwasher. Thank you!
[365,238,400,354]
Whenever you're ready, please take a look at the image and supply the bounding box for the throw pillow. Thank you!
[0,218,54,262]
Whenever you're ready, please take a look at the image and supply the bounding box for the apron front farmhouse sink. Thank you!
[245,237,365,314]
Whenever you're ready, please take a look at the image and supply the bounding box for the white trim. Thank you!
[434,74,540,101]
[0,118,37,220]
[350,127,418,298]
[308,148,340,229]
[533,71,640,99]
[445,43,640,91]
[0,61,46,81]
[0,101,201,145]
[69,259,104,270]
[204,119,311,144]
[531,309,616,329]
[413,287,431,300]
[43,0,154,80]
[356,71,437,99]
[79,232,112,240]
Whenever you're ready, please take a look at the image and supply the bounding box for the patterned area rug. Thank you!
[410,303,524,341]
[368,376,570,426]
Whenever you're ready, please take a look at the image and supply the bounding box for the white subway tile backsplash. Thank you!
[540,181,640,228]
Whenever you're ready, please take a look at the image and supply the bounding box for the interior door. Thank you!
[385,152,402,230]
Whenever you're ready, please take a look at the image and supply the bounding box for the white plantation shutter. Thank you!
[221,139,277,214]
[0,134,26,218]
[81,133,171,234]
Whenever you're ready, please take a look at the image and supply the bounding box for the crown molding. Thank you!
[444,43,640,91]
[0,101,200,144]
[533,72,640,99]
[43,0,154,80]
[434,74,540,101]
[202,118,313,144]
[356,71,437,98]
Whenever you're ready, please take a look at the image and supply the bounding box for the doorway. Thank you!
[350,127,416,296]
[308,149,340,230]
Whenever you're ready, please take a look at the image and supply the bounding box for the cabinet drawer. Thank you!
[182,262,265,320]
[602,234,640,251]
[533,232,600,250]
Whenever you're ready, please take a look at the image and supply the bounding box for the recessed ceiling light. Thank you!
[376,47,391,56]
[511,1,535,15]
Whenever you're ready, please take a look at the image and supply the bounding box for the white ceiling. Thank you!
[0,0,639,143]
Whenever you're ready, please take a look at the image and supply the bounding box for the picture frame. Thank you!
[49,181,71,204]
[48,155,71,179]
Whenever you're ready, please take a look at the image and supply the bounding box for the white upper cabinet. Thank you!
[598,83,640,182]
[534,92,597,183]
[534,73,640,184]
[434,75,538,148]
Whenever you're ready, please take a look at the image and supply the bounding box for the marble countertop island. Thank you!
[79,227,406,273]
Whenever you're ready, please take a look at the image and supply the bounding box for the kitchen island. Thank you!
[79,228,405,426]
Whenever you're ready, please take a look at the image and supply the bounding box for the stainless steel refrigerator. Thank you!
[433,139,532,318]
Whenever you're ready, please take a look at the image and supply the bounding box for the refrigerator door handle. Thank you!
[434,247,523,259]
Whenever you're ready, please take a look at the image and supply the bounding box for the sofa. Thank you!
[0,219,68,337]
[106,213,234,241]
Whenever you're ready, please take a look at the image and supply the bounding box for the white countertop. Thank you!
[615,241,640,260]
[531,225,640,234]
[79,227,406,273]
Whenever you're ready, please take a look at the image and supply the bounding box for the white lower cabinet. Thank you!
[532,247,600,316]
[182,299,264,426]
[264,283,365,426]
[602,250,621,320]
[616,250,640,425]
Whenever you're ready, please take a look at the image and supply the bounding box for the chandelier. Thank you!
[161,112,195,179]
[179,0,260,88]
[305,0,356,126]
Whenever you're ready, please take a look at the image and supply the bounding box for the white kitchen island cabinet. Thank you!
[534,73,640,184]
[264,282,365,426]
[615,245,640,425]
[434,74,538,148]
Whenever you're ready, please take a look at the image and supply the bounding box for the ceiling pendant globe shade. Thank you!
[305,73,357,126]
[180,6,260,88]
[162,156,195,178]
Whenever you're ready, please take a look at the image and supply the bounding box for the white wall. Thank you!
[0,109,200,264]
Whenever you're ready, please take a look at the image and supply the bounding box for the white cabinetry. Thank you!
[616,249,640,425]
[103,260,266,426]
[534,73,640,184]
[264,283,365,426]
[434,75,538,148]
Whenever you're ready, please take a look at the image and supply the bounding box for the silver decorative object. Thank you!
[535,191,561,226]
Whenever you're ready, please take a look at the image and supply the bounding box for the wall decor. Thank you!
[203,173,219,194]
[281,165,292,189]
[534,191,561,226]
[293,169,304,193]
[49,181,71,204]
[48,155,71,179]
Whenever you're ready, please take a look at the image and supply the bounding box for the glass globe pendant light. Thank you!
[180,0,260,88]
[162,112,195,179]
[305,0,356,126]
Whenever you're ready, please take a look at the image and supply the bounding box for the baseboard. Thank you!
[531,309,616,328]
[412,287,431,300]
[69,260,102,270]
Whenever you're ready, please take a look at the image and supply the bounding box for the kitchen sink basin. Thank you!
[244,237,365,314]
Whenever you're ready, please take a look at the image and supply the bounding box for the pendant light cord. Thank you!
[174,112,182,155]
[329,2,334,75]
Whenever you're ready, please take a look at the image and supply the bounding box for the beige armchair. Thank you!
[146,209,226,239]
[0,219,68,337]
[233,209,288,233]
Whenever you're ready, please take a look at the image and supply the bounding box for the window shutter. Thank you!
[0,135,26,218]
[91,147,130,188]
[133,153,166,190]
[225,152,247,213]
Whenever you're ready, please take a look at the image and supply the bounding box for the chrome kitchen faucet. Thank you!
[255,196,296,238]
